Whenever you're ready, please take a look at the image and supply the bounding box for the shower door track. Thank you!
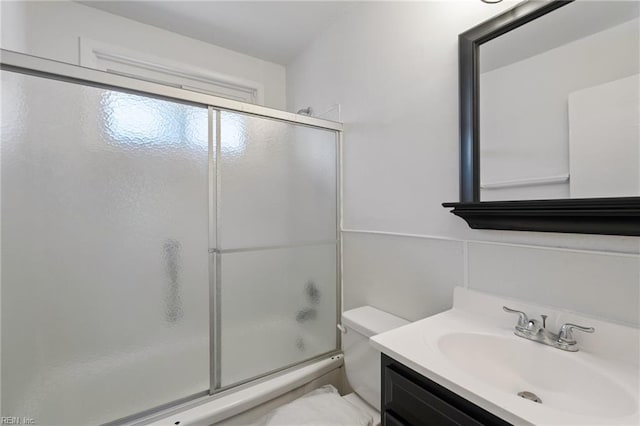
[0,49,343,131]
[1,48,344,424]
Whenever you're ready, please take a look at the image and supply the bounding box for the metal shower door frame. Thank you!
[0,48,343,422]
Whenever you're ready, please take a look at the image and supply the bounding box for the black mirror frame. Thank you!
[443,0,640,237]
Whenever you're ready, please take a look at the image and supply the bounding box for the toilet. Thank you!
[340,306,410,424]
[257,306,408,426]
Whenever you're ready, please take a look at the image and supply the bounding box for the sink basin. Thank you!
[437,332,637,418]
[371,288,640,425]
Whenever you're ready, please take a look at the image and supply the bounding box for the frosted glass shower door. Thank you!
[1,71,210,424]
[217,111,338,387]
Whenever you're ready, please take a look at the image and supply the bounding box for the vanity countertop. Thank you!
[370,287,639,426]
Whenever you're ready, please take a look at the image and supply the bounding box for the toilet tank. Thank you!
[341,306,409,411]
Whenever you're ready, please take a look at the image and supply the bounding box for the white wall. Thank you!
[287,2,640,327]
[0,0,287,110]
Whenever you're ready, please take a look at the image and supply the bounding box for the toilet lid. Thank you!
[342,306,409,337]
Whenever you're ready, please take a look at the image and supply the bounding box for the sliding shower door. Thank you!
[1,57,340,425]
[1,71,210,424]
[216,111,338,387]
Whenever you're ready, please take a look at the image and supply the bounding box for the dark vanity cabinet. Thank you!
[381,354,512,426]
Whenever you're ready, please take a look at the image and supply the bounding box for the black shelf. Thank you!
[443,198,640,236]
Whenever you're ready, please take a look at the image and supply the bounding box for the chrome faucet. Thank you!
[503,306,594,352]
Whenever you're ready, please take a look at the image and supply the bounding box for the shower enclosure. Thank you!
[0,50,341,425]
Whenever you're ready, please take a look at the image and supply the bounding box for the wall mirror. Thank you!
[444,0,640,236]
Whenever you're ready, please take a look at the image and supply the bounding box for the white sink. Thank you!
[438,332,637,418]
[371,288,640,425]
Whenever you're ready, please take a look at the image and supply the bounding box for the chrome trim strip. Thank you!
[211,240,338,255]
[208,107,217,257]
[336,131,344,351]
[212,252,221,391]
[208,107,219,393]
[0,49,343,131]
[212,109,222,391]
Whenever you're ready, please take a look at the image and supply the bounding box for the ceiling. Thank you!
[77,1,356,65]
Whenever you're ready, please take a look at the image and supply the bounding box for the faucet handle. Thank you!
[503,306,529,329]
[558,323,595,344]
